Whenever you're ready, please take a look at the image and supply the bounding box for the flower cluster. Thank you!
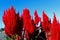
[2,6,60,40]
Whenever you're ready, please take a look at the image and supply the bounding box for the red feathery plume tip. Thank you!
[34,10,41,24]
[42,11,49,22]
[42,11,51,32]
[51,13,58,40]
[2,6,23,38]
[22,8,35,38]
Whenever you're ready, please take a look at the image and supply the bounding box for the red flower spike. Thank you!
[42,11,51,32]
[22,8,35,38]
[2,6,23,38]
[42,11,49,22]
[51,13,58,40]
[22,8,30,31]
[34,10,41,24]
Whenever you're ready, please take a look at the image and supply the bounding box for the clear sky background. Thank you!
[0,0,60,28]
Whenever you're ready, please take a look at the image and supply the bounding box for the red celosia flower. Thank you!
[2,6,23,38]
[22,8,31,32]
[2,7,16,37]
[42,11,51,32]
[51,13,58,40]
[22,8,35,38]
[42,11,49,21]
[22,8,35,34]
[34,10,41,24]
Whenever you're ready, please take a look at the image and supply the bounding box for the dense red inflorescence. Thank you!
[42,11,51,32]
[2,6,60,40]
[2,6,23,38]
[34,10,41,24]
[51,13,59,40]
[22,8,36,39]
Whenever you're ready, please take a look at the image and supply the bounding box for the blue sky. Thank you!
[0,0,60,28]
